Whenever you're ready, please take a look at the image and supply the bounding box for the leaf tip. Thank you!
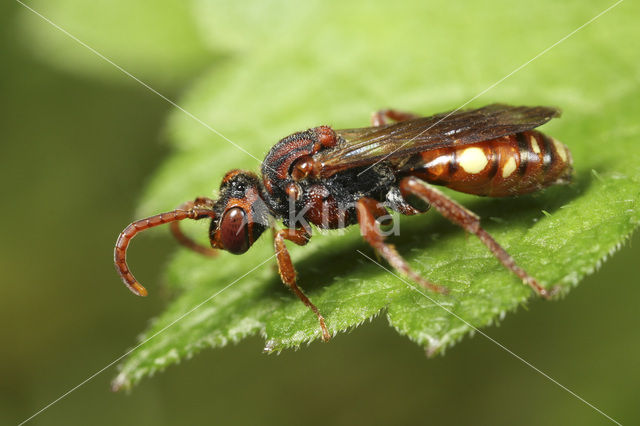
[424,335,446,358]
[111,373,130,393]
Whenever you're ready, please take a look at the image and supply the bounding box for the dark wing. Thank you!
[314,104,560,177]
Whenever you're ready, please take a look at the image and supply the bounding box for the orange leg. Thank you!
[115,204,216,296]
[273,228,330,341]
[356,198,448,294]
[169,197,218,256]
[371,109,418,126]
[399,176,554,298]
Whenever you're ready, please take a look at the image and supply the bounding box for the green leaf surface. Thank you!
[113,0,640,390]
[17,0,214,89]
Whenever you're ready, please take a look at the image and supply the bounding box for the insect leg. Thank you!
[273,228,330,341]
[356,198,448,294]
[115,205,216,296]
[371,109,419,126]
[169,197,218,256]
[399,176,553,298]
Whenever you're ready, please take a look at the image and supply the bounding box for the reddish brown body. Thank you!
[114,104,573,342]
[400,130,572,197]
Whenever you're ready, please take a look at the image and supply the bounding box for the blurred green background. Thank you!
[1,1,638,425]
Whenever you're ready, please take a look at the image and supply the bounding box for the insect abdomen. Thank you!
[398,131,573,197]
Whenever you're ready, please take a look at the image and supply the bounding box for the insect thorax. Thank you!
[261,130,399,229]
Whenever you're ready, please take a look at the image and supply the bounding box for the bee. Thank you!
[115,104,572,341]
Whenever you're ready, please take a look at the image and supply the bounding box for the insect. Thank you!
[115,104,573,341]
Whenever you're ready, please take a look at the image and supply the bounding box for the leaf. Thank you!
[17,0,214,89]
[113,0,640,390]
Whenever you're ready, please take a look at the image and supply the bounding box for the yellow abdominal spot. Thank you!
[552,138,568,162]
[502,157,517,178]
[458,147,488,174]
[530,136,541,154]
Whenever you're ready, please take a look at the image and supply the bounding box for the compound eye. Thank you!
[220,207,250,254]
